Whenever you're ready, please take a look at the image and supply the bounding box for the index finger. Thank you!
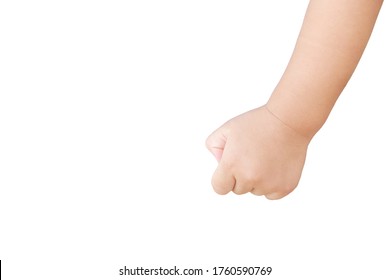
[211,161,235,195]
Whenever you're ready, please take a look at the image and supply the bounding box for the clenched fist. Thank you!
[206,106,310,199]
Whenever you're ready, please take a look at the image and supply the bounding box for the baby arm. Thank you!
[206,0,383,199]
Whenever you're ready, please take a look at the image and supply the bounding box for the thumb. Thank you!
[205,127,227,162]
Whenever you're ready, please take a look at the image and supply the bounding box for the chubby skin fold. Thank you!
[206,0,384,199]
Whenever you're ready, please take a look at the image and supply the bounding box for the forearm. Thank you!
[267,0,383,138]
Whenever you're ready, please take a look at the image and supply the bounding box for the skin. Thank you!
[206,0,384,199]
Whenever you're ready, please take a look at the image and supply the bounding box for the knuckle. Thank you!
[211,176,230,195]
[213,184,230,195]
[232,185,247,195]
[240,169,261,187]
[268,182,296,199]
[279,183,294,194]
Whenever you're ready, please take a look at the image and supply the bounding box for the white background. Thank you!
[1,0,389,279]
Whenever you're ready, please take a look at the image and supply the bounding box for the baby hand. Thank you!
[206,106,310,199]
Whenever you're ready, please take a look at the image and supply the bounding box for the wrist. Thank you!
[266,88,333,140]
